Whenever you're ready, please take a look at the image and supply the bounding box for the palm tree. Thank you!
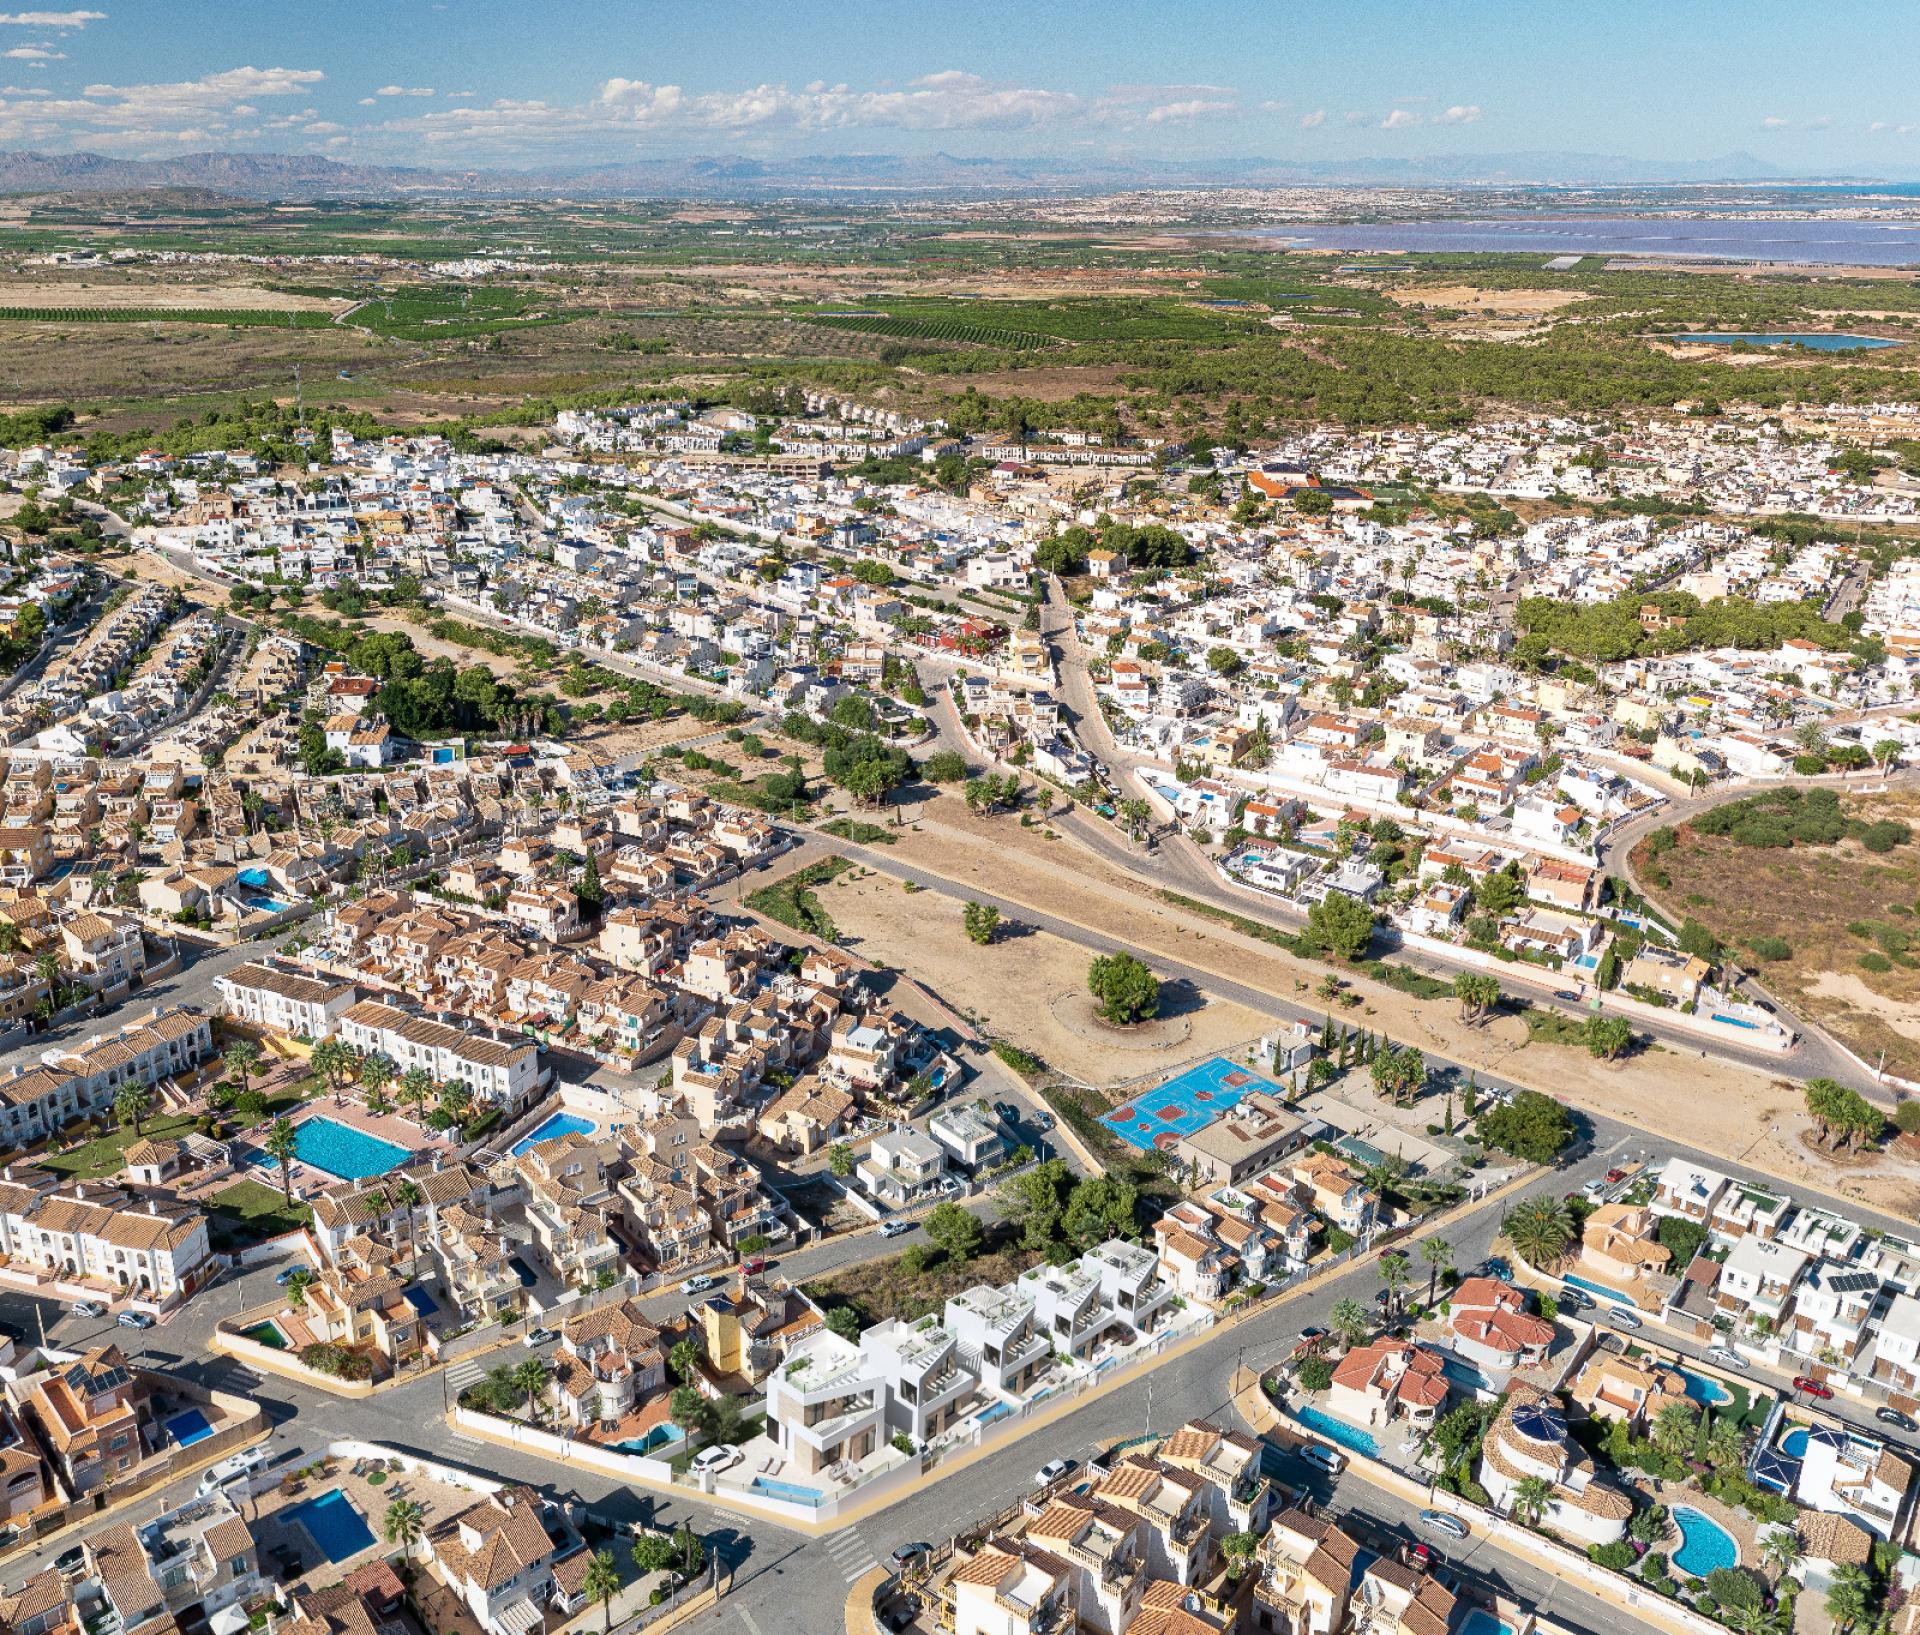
[1510,1475,1554,1527]
[1825,1562,1875,1632]
[383,1498,425,1561]
[1420,1236,1454,1307]
[392,1177,423,1259]
[114,1083,152,1137]
[1650,1399,1700,1461]
[264,1116,300,1208]
[0,921,21,955]
[358,1051,396,1103]
[1703,1416,1747,1475]
[1328,1297,1371,1350]
[438,1080,473,1128]
[1759,1526,1804,1583]
[1378,1252,1412,1319]
[309,1038,358,1097]
[510,1356,549,1423]
[582,1550,622,1635]
[223,1040,263,1104]
[400,1067,433,1117]
[1501,1195,1576,1269]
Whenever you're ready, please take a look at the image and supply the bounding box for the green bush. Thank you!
[1860,952,1894,973]
[1588,1541,1638,1571]
[1747,936,1792,961]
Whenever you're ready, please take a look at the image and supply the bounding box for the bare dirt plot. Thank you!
[816,863,1269,1087]
[915,364,1131,401]
[0,279,342,311]
[1385,285,1589,316]
[1637,798,1920,1080]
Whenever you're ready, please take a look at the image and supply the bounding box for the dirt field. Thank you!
[853,793,1920,1216]
[816,861,1271,1086]
[1637,797,1920,1081]
[0,280,341,311]
[1386,285,1589,316]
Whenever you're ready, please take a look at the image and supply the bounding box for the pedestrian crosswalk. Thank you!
[446,1360,486,1393]
[822,1528,879,1583]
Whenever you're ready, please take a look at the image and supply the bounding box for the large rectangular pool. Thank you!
[248,1116,412,1182]
[281,1489,377,1564]
[510,1110,597,1156]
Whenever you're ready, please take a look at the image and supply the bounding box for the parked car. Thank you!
[1793,1376,1835,1401]
[1406,1542,1438,1569]
[53,1545,85,1576]
[524,1327,559,1348]
[1705,1346,1748,1372]
[1418,1510,1469,1541]
[680,1274,717,1295]
[1876,1406,1917,1433]
[1474,1259,1512,1283]
[68,1300,103,1319]
[1296,1444,1346,1475]
[1604,1168,1627,1185]
[116,1311,154,1330]
[1557,1287,1594,1312]
[1034,1458,1076,1487]
[890,1542,934,1573]
[741,1255,770,1276]
[690,1444,743,1475]
[877,1219,915,1238]
[273,1267,303,1286]
[1292,1327,1329,1358]
[1035,1112,1055,1131]
[1582,1179,1610,1200]
[1604,1306,1643,1332]
[1554,990,1581,1003]
[995,1102,1019,1122]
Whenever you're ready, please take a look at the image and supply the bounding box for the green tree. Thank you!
[114,1082,152,1136]
[1000,1158,1074,1251]
[223,1040,263,1103]
[510,1356,549,1422]
[826,1305,863,1341]
[582,1550,622,1635]
[1062,1172,1138,1247]
[392,1177,423,1256]
[400,1067,433,1115]
[1087,952,1160,1025]
[1369,1045,1426,1105]
[1453,971,1500,1024]
[963,901,1001,946]
[1377,1251,1412,1317]
[1420,1236,1454,1306]
[669,1337,700,1384]
[1584,1014,1634,1060]
[827,1142,854,1179]
[1220,1530,1259,1580]
[384,1498,426,1562]
[1307,891,1376,960]
[632,1531,676,1578]
[1824,1562,1875,1632]
[1477,1089,1575,1163]
[264,1116,299,1208]
[1502,1193,1576,1267]
[1511,1474,1554,1527]
[920,749,970,783]
[925,1200,986,1263]
[1328,1297,1371,1349]
[1296,1355,1335,1393]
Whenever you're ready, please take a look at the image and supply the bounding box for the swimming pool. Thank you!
[281,1489,377,1563]
[246,1320,288,1350]
[1681,1370,1732,1407]
[165,1408,212,1447]
[1458,1612,1515,1635]
[1780,1427,1809,1458]
[750,1476,824,1507]
[248,1116,411,1181]
[1560,1271,1642,1309]
[510,1110,597,1156]
[612,1423,685,1456]
[1671,1506,1739,1577]
[1101,1057,1281,1153]
[1291,1404,1380,1458]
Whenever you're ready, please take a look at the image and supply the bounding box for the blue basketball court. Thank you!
[1100,1056,1277,1153]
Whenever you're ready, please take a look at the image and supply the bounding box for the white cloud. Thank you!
[1380,108,1420,129]
[1435,104,1481,125]
[446,89,474,99]
[0,9,104,24]
[374,84,433,98]
[1144,98,1238,124]
[1,44,59,57]
[591,70,1077,132]
[357,96,375,105]
[1299,108,1325,129]
[1761,115,1790,128]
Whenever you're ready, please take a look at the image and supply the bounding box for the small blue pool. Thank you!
[750,1476,824,1507]
[511,1110,596,1156]
[248,1116,411,1182]
[1292,1404,1380,1458]
[1561,1271,1641,1309]
[1459,1612,1515,1635]
[282,1489,377,1563]
[1781,1427,1809,1458]
[165,1408,212,1447]
[1671,1505,1739,1577]
[612,1422,685,1456]
[1681,1370,1731,1407]
[404,1286,439,1317]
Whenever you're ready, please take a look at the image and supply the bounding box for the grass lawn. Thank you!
[39,1112,203,1179]
[744,856,851,939]
[207,1178,312,1244]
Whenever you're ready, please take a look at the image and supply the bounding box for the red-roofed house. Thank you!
[1447,1277,1557,1374]
[1327,1339,1450,1430]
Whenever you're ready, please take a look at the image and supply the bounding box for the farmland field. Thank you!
[0,306,337,327]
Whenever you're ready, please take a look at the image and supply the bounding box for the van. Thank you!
[197,1444,271,1495]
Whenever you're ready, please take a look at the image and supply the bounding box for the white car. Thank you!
[1034,1458,1076,1487]
[1581,1178,1610,1200]
[877,1219,915,1238]
[1605,1306,1643,1332]
[680,1274,717,1296]
[1296,1444,1346,1474]
[1705,1346,1749,1372]
[68,1300,104,1319]
[690,1444,742,1475]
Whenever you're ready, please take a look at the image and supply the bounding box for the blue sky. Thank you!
[3,1,1919,172]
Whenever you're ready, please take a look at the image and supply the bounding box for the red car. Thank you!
[1604,1168,1626,1185]
[1793,1376,1834,1400]
[741,1255,771,1276]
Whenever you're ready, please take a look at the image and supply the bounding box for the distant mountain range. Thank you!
[0,145,1878,200]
